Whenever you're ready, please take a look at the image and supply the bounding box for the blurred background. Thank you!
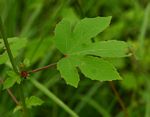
[0,0,150,117]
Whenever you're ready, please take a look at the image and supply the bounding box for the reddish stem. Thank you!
[28,63,57,74]
[7,89,20,105]
[109,81,128,117]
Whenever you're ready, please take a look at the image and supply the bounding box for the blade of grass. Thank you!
[30,78,79,117]
[138,3,150,59]
[75,82,102,113]
[40,0,68,36]
[79,96,111,117]
[36,74,60,97]
[20,3,43,37]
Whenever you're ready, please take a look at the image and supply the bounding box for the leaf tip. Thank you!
[65,78,79,88]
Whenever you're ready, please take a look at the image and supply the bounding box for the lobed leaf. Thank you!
[55,16,112,54]
[55,19,73,54]
[70,16,112,53]
[54,17,130,87]
[79,56,122,81]
[57,57,80,87]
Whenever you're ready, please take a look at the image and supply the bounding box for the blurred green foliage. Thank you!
[0,0,150,117]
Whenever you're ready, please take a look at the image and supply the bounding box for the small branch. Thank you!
[7,89,20,105]
[0,79,20,105]
[20,63,57,79]
[28,63,57,74]
[109,81,128,117]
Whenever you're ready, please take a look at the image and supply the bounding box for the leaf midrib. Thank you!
[68,47,125,56]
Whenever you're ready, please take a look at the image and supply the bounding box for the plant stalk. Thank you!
[30,78,79,117]
[0,17,28,117]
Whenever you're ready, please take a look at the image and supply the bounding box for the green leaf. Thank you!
[72,16,112,50]
[70,40,130,57]
[25,96,44,109]
[79,56,122,81]
[3,71,21,89]
[0,52,7,64]
[13,105,22,113]
[55,19,73,54]
[0,41,7,64]
[57,57,80,87]
[55,17,112,54]
[3,77,16,90]
[54,17,129,87]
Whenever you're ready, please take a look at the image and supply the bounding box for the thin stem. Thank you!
[0,17,27,117]
[30,78,79,117]
[28,63,56,73]
[0,79,20,105]
[7,89,20,105]
[0,17,18,73]
[109,82,128,117]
